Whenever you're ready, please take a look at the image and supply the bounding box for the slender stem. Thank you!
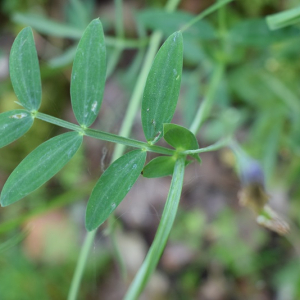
[182,138,228,155]
[85,128,175,155]
[67,230,97,300]
[180,0,234,32]
[68,1,181,298]
[69,0,88,29]
[35,112,83,132]
[189,63,224,135]
[111,0,181,161]
[36,111,229,157]
[115,0,125,38]
[68,3,127,299]
[124,157,185,300]
[217,0,227,36]
[124,2,231,299]
[108,0,179,280]
[111,30,163,161]
[35,112,175,156]
[105,0,128,281]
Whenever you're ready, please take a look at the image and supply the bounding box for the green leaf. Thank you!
[86,150,146,231]
[142,156,175,178]
[0,110,34,148]
[9,27,42,111]
[266,6,300,30]
[142,156,191,178]
[163,123,198,150]
[0,131,83,206]
[141,31,183,143]
[12,13,84,39]
[71,18,106,127]
[163,123,201,163]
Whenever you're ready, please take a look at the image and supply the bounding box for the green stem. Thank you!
[180,0,234,32]
[67,230,97,300]
[68,3,127,298]
[123,2,231,298]
[69,0,88,29]
[115,0,125,38]
[189,63,224,135]
[217,0,227,36]
[182,138,228,155]
[124,157,185,300]
[111,30,163,161]
[67,0,181,298]
[105,0,128,281]
[84,128,175,155]
[111,0,181,162]
[35,112,175,156]
[35,112,82,132]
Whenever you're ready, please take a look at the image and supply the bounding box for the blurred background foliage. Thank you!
[1,0,300,299]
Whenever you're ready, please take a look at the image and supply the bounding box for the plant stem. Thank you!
[67,229,97,300]
[103,0,129,281]
[180,0,234,32]
[67,1,181,298]
[115,0,125,38]
[111,2,180,161]
[35,112,175,156]
[182,138,228,155]
[84,130,174,156]
[189,63,224,135]
[68,2,127,298]
[111,30,163,161]
[35,112,83,132]
[124,157,185,300]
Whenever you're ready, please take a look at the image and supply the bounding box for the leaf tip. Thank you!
[90,18,102,28]
[173,31,183,41]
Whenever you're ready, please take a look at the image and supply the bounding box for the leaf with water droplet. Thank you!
[0,109,34,148]
[71,19,106,127]
[85,150,146,231]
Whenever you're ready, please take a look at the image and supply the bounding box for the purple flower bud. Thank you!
[230,141,289,235]
[230,140,265,187]
[240,158,265,187]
